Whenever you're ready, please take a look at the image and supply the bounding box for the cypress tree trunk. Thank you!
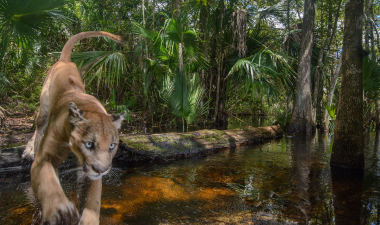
[330,0,364,169]
[313,0,333,127]
[215,65,228,127]
[288,0,316,134]
[322,56,342,131]
[213,0,224,124]
[364,0,372,52]
[321,0,343,130]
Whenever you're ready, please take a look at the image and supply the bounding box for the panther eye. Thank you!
[84,141,94,149]
[109,143,116,150]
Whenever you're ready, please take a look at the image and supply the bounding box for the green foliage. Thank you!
[110,89,132,124]
[0,0,67,61]
[64,40,127,96]
[228,49,296,101]
[363,56,380,100]
[1,0,372,133]
[322,100,336,120]
[132,14,208,73]
[161,71,210,132]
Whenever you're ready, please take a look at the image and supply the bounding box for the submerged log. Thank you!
[115,125,283,163]
[0,125,283,176]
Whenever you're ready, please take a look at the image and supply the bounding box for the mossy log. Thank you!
[0,125,282,176]
[115,125,283,163]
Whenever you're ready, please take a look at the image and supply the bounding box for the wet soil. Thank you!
[0,115,34,147]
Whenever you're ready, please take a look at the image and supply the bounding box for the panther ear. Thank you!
[68,102,85,125]
[112,111,126,129]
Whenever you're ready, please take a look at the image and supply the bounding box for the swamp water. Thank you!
[1,132,380,224]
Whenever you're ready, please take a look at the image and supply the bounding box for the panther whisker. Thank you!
[108,170,122,184]
[111,168,124,172]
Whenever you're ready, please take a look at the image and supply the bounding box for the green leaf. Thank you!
[0,0,66,48]
[363,56,380,99]
[322,100,336,120]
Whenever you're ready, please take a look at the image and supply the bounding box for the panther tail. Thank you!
[59,31,125,62]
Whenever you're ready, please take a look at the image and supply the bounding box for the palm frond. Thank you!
[228,49,296,101]
[256,0,288,24]
[71,51,113,66]
[322,99,336,120]
[169,71,190,119]
[74,51,127,90]
[131,21,155,40]
[160,71,207,129]
[363,56,380,99]
[0,0,66,47]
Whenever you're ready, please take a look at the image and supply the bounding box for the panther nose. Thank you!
[91,165,109,174]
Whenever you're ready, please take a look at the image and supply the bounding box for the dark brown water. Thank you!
[1,132,380,224]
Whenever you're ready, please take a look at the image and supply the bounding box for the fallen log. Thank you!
[0,125,283,177]
[115,125,283,163]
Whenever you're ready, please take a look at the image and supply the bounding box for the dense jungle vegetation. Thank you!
[0,0,379,135]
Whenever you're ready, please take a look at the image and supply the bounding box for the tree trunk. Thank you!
[330,0,364,169]
[213,0,229,126]
[376,99,380,131]
[213,0,224,123]
[371,23,376,59]
[322,56,342,131]
[313,0,333,126]
[364,0,372,52]
[215,65,228,127]
[171,0,184,73]
[320,0,343,130]
[208,33,217,119]
[284,94,291,129]
[370,13,380,54]
[152,0,156,33]
[142,0,148,57]
[324,0,343,66]
[141,0,148,134]
[288,0,316,134]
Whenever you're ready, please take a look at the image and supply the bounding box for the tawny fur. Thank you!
[28,31,125,225]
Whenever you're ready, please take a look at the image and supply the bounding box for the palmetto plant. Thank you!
[228,49,296,102]
[69,38,127,95]
[133,10,209,130]
[132,11,208,73]
[322,99,336,120]
[362,56,380,122]
[161,71,211,132]
[0,0,68,95]
[0,0,67,62]
[363,56,380,100]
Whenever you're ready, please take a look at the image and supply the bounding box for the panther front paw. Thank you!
[79,208,99,225]
[22,136,35,162]
[41,201,79,225]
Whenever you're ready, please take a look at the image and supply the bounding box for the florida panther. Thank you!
[27,31,125,225]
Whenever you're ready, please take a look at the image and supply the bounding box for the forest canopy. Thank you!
[0,0,379,133]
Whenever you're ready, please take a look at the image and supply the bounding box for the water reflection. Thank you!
[289,135,313,224]
[331,166,363,225]
[3,132,380,224]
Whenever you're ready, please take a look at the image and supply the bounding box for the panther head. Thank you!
[67,102,125,180]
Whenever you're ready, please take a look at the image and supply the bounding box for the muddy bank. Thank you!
[0,125,283,177]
